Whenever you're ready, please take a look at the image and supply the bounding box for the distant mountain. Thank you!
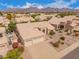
[2,8,26,13]
[26,7,41,13]
[1,7,79,13]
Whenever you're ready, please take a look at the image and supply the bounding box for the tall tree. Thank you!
[8,21,16,32]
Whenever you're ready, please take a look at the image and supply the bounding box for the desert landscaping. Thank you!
[0,8,79,59]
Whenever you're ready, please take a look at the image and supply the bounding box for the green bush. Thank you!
[8,21,16,32]
[56,12,76,18]
[3,48,23,59]
[49,30,55,36]
[31,14,40,19]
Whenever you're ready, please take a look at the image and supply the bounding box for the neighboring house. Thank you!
[49,16,79,33]
[16,22,54,47]
[50,20,73,33]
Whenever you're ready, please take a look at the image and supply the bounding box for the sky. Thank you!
[0,0,79,10]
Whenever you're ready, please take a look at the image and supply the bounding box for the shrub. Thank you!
[75,34,79,37]
[49,30,55,36]
[60,37,65,41]
[6,13,12,20]
[3,48,24,59]
[56,12,76,18]
[37,27,41,31]
[42,29,45,33]
[50,40,60,47]
[3,48,22,59]
[31,14,40,19]
[61,42,64,45]
[0,23,4,27]
[0,12,3,16]
[18,46,24,52]
[53,41,60,47]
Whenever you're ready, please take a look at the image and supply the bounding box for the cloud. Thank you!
[70,0,78,4]
[7,5,16,8]
[46,0,78,8]
[21,0,78,9]
[0,2,21,8]
[46,0,69,8]
[75,7,79,9]
[20,1,70,9]
[0,3,8,6]
[21,2,44,9]
[21,2,32,8]
[0,0,78,9]
[0,2,15,8]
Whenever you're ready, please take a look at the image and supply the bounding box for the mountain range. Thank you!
[1,7,79,13]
